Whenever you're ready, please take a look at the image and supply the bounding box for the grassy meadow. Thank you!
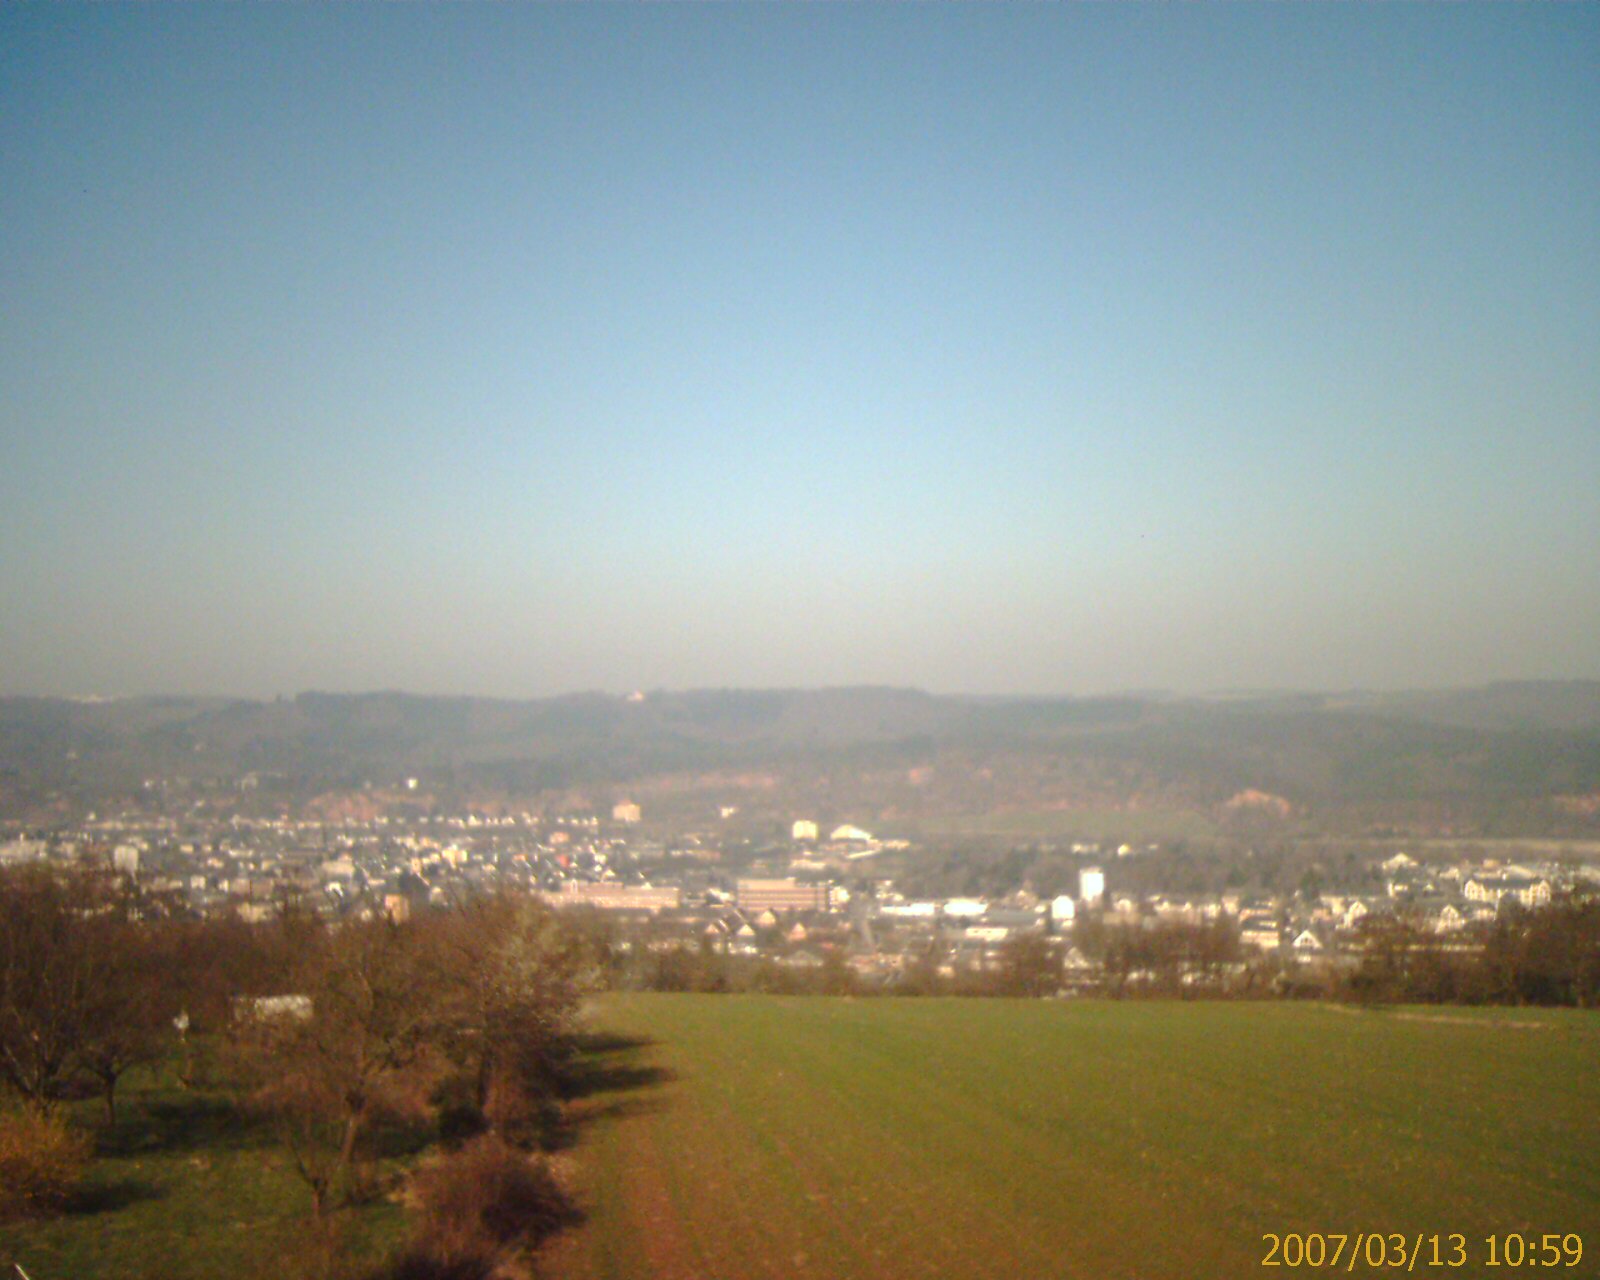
[1,998,1594,1279]
[545,996,1600,1280]
[0,1067,411,1280]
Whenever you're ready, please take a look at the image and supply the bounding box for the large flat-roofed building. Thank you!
[736,878,829,913]
[553,881,680,912]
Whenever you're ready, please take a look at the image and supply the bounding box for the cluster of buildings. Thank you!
[0,803,1587,991]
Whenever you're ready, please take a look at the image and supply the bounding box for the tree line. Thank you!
[0,864,598,1275]
[1341,891,1600,1007]
[604,896,1600,1006]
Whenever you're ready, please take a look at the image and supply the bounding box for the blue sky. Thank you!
[2,6,1596,698]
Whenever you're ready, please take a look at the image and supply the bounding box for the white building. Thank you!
[879,901,939,919]
[1463,874,1551,908]
[1079,866,1106,906]
[0,838,47,864]
[792,819,819,842]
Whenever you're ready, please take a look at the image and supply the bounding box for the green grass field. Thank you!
[545,997,1600,1280]
[0,1070,410,1280]
[1,1000,1594,1279]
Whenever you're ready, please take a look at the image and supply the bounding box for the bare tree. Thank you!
[0,867,123,1114]
[992,934,1060,998]
[233,916,441,1219]
[77,916,182,1125]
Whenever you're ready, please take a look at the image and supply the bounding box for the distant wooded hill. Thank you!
[3,683,1599,836]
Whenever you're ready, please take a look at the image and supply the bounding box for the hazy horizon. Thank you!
[12,677,1600,708]
[4,7,1597,700]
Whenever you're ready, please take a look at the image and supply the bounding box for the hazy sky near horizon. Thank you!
[3,6,1597,699]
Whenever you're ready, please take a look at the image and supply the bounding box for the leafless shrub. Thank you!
[403,1132,575,1270]
[0,1108,90,1220]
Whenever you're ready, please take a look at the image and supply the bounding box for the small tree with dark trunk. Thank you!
[233,916,442,1219]
[77,915,180,1126]
[0,867,121,1114]
[992,934,1061,998]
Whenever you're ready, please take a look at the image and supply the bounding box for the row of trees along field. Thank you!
[0,864,598,1276]
[613,924,1251,999]
[1342,894,1600,1006]
[610,896,1600,1005]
